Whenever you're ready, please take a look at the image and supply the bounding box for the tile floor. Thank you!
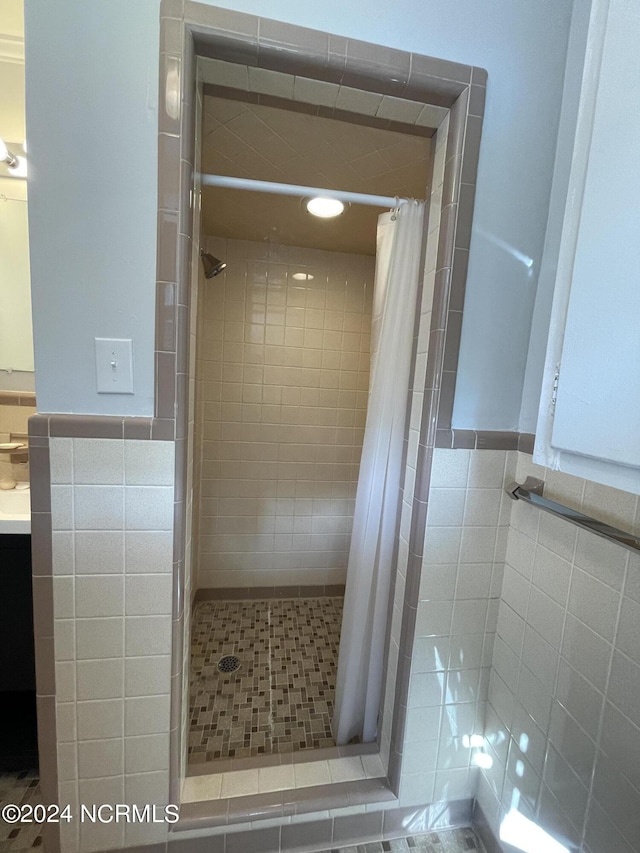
[0,770,43,850]
[189,596,343,764]
[330,827,483,852]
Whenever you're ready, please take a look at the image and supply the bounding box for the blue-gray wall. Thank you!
[25,0,576,426]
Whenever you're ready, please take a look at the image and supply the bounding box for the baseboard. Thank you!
[187,741,377,776]
[89,798,475,853]
[472,800,503,853]
[175,796,474,843]
[194,584,345,601]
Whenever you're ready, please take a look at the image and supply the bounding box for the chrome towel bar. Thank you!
[506,477,640,555]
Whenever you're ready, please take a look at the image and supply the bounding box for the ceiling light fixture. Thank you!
[292,272,314,281]
[306,197,344,218]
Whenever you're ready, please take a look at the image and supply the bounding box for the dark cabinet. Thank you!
[0,534,38,770]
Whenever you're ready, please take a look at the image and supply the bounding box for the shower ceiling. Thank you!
[201,95,432,255]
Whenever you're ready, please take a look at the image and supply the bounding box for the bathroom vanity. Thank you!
[0,490,38,770]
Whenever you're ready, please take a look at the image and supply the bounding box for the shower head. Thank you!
[200,249,227,279]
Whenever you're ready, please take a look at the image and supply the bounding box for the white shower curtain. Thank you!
[333,201,425,745]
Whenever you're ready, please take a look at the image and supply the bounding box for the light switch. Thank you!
[95,338,134,394]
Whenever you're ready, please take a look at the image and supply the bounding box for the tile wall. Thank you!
[398,448,512,809]
[478,452,640,853]
[178,450,511,832]
[49,438,175,853]
[193,236,375,590]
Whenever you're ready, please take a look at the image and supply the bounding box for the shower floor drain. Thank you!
[217,655,241,675]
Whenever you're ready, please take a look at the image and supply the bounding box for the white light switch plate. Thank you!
[95,338,134,394]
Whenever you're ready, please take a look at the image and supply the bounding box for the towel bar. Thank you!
[506,477,640,555]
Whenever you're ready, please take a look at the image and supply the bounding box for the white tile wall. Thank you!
[49,437,175,853]
[478,451,640,853]
[181,755,374,804]
[396,448,513,809]
[194,236,374,588]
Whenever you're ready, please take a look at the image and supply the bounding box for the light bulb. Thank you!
[306,197,344,218]
[9,156,27,178]
[0,138,19,168]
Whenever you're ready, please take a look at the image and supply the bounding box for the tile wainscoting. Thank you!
[477,452,640,853]
[49,436,175,853]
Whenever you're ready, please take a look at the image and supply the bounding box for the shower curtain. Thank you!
[333,200,425,745]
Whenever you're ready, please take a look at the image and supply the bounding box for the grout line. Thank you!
[579,549,630,848]
[268,599,275,755]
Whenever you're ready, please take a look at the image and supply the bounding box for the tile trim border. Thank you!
[436,428,536,453]
[28,413,173,440]
[472,800,503,853]
[193,584,346,601]
[29,413,535,454]
[0,390,36,406]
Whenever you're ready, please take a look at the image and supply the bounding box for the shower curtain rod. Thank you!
[201,174,418,209]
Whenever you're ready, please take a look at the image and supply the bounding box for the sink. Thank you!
[0,487,31,534]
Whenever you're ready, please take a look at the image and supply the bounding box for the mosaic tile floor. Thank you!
[0,770,43,850]
[331,827,484,853]
[189,596,343,763]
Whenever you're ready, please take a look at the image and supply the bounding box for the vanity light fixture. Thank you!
[292,272,314,281]
[306,197,344,218]
[0,138,18,169]
[0,138,27,177]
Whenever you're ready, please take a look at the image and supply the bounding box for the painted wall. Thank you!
[24,0,159,416]
[25,0,575,427]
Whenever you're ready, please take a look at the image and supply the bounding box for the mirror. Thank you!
[0,0,34,392]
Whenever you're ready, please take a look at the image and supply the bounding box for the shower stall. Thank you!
[186,89,433,768]
[189,235,375,763]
